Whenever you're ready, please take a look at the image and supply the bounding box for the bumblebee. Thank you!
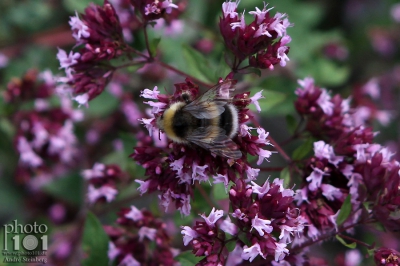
[156,80,242,159]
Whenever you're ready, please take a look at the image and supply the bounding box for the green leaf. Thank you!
[174,251,203,266]
[298,57,350,87]
[367,248,375,257]
[362,201,370,210]
[101,131,138,171]
[216,52,232,80]
[226,241,236,252]
[102,151,127,171]
[212,183,229,200]
[3,46,59,81]
[7,0,52,31]
[237,232,251,247]
[0,118,15,139]
[182,44,214,83]
[280,167,291,188]
[336,194,352,226]
[117,181,140,200]
[42,172,83,205]
[223,51,235,69]
[249,89,287,114]
[192,183,213,214]
[119,132,137,156]
[82,212,109,266]
[336,235,356,249]
[87,91,119,118]
[63,0,103,13]
[149,37,161,57]
[292,138,314,160]
[127,65,144,73]
[314,59,350,86]
[285,114,297,135]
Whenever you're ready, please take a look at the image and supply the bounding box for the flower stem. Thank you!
[143,25,153,59]
[338,233,375,249]
[279,117,305,146]
[114,60,148,69]
[291,222,359,253]
[195,183,219,209]
[156,60,214,88]
[122,46,214,87]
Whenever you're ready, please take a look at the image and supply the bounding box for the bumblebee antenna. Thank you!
[163,86,170,95]
[158,129,161,141]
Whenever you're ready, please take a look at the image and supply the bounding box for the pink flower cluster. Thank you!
[57,0,125,105]
[132,78,273,216]
[351,78,393,127]
[294,77,400,242]
[5,70,83,188]
[57,0,185,106]
[111,0,184,42]
[105,205,179,265]
[219,1,292,69]
[82,163,128,204]
[4,69,53,103]
[181,178,305,265]
[131,0,178,21]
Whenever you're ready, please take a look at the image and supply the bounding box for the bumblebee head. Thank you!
[181,92,192,103]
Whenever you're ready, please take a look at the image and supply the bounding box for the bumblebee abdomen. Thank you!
[219,104,239,138]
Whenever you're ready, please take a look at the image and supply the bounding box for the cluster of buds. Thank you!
[57,0,185,105]
[293,77,400,242]
[105,205,178,265]
[219,1,292,69]
[110,0,185,42]
[57,0,125,105]
[130,0,179,22]
[4,69,53,103]
[132,78,272,216]
[109,0,140,42]
[25,191,78,225]
[5,70,83,187]
[181,178,305,265]
[82,163,130,204]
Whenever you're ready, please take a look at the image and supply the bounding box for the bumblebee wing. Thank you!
[187,126,242,159]
[183,80,235,119]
